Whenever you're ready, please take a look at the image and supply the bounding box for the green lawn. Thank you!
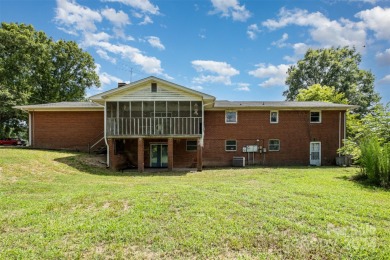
[1,148,389,259]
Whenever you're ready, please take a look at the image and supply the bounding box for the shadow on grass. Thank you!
[336,172,389,191]
[54,153,192,177]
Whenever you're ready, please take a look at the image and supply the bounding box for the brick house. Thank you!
[15,76,356,171]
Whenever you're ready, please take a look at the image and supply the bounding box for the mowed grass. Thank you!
[0,148,389,259]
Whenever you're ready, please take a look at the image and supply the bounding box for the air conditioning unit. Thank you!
[232,156,245,167]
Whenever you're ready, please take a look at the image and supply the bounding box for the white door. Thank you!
[310,142,321,166]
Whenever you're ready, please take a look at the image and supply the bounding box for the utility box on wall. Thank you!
[233,156,245,167]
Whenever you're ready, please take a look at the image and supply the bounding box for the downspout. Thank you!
[344,111,346,140]
[338,112,341,156]
[29,112,32,147]
[201,100,204,147]
[104,101,110,168]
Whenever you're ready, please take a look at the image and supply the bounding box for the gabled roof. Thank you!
[89,76,215,102]
[14,102,104,111]
[212,101,357,110]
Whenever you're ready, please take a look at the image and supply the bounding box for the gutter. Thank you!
[104,100,110,168]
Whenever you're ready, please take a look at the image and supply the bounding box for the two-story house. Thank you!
[15,76,356,171]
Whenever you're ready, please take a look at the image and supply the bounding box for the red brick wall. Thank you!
[31,111,104,152]
[203,110,345,166]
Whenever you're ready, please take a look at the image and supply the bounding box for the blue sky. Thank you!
[1,0,389,104]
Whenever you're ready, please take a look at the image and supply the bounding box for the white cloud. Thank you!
[272,33,289,47]
[378,75,390,85]
[262,8,366,51]
[209,0,251,22]
[55,0,102,32]
[191,85,204,91]
[192,60,239,85]
[96,49,117,63]
[101,8,130,27]
[146,36,165,50]
[248,63,290,88]
[102,0,159,15]
[83,35,164,75]
[283,42,310,62]
[247,24,260,40]
[139,15,153,25]
[376,49,390,66]
[95,64,122,86]
[235,83,250,91]
[81,32,111,47]
[356,7,390,41]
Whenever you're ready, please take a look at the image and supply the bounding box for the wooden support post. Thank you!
[137,138,144,172]
[197,138,203,172]
[168,138,173,171]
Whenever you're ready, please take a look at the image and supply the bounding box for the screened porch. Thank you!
[106,101,203,137]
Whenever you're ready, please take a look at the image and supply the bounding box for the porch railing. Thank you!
[107,117,202,136]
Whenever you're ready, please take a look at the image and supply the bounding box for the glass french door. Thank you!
[150,144,168,168]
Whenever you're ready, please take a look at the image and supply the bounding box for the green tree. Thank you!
[339,103,390,160]
[295,84,348,104]
[285,46,380,115]
[0,22,100,138]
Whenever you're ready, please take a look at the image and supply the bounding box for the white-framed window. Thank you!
[186,140,197,151]
[310,111,321,123]
[225,111,237,123]
[268,139,280,151]
[225,140,237,151]
[270,111,279,123]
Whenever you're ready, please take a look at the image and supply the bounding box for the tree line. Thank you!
[0,22,100,138]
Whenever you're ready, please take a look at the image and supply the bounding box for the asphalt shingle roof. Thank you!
[14,102,103,110]
[214,100,356,109]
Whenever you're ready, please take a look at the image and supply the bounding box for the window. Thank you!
[225,111,237,123]
[270,111,279,123]
[310,111,321,123]
[151,82,157,92]
[225,140,237,151]
[268,139,280,151]
[186,140,197,151]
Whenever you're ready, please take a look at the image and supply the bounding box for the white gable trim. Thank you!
[89,76,215,102]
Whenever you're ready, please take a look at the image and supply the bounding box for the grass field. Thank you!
[1,148,389,259]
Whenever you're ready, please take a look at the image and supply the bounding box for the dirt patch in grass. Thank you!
[77,154,107,168]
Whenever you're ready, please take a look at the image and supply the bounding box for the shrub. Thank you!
[359,136,390,187]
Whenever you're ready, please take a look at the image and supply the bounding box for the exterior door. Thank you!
[310,142,321,166]
[150,144,168,168]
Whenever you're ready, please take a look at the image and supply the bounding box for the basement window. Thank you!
[225,140,237,151]
[268,139,280,151]
[151,83,157,92]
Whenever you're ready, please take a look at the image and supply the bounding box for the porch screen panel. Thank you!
[119,102,129,135]
[143,101,154,135]
[168,101,179,135]
[131,101,142,135]
[155,101,167,134]
[192,101,202,134]
[106,102,117,135]
[179,101,190,134]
